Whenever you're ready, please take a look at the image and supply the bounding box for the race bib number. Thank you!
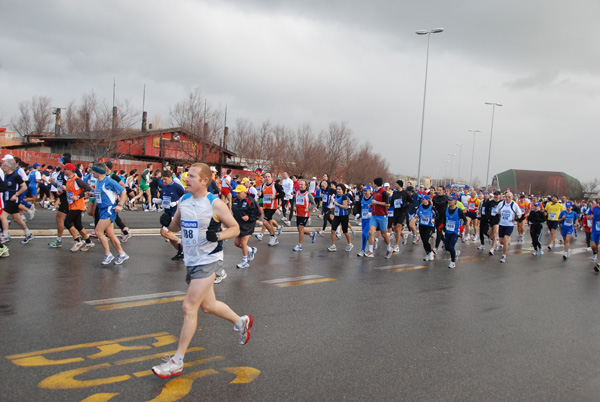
[361,210,371,220]
[388,209,394,217]
[564,218,574,226]
[420,215,431,225]
[469,203,476,210]
[549,212,557,220]
[482,207,486,215]
[181,220,199,247]
[501,212,512,224]
[595,221,600,232]
[263,194,271,204]
[446,221,456,232]
[491,209,497,216]
[162,196,171,208]
[334,206,341,216]
[296,195,305,205]
[94,189,102,204]
[394,199,403,208]
[67,191,74,204]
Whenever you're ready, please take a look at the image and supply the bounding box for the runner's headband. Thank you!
[92,166,106,175]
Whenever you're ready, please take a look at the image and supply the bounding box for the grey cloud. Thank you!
[504,69,560,90]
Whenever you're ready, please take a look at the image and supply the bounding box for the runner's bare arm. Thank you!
[213,198,240,240]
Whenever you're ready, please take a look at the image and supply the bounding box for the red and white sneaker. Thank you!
[237,315,254,345]
[152,355,184,378]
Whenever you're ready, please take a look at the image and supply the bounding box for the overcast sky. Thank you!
[2,0,599,183]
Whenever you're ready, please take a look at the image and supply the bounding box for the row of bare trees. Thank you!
[7,90,393,183]
[229,119,392,184]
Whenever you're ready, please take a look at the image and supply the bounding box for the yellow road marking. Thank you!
[114,347,204,366]
[221,367,261,384]
[390,265,428,272]
[146,370,220,402]
[38,363,131,389]
[460,258,485,263]
[95,296,185,311]
[7,332,169,360]
[81,393,120,402]
[274,278,336,287]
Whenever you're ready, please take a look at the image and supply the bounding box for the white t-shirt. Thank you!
[495,201,523,227]
[282,178,294,200]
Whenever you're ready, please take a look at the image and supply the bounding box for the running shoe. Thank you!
[594,263,600,273]
[489,249,495,256]
[318,230,325,236]
[120,233,132,242]
[336,231,341,239]
[71,240,85,252]
[0,235,10,244]
[237,261,249,269]
[500,255,506,263]
[276,225,283,236]
[114,253,129,265]
[357,250,365,257]
[532,250,538,256]
[448,261,456,269]
[293,244,303,252]
[477,244,485,250]
[413,237,420,244]
[214,271,228,284]
[456,250,461,259]
[562,252,568,261]
[89,230,98,238]
[402,233,408,245]
[28,208,35,220]
[547,245,553,250]
[374,238,378,250]
[152,355,184,379]
[21,234,34,244]
[48,239,62,248]
[365,251,374,258]
[0,245,9,258]
[255,233,263,241]
[345,243,354,252]
[268,236,279,246]
[101,254,115,265]
[393,246,400,253]
[539,249,544,255]
[171,250,184,260]
[81,242,95,252]
[248,247,257,261]
[310,232,317,244]
[237,315,254,345]
[385,249,392,259]
[328,244,337,252]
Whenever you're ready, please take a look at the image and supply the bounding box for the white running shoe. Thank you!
[152,355,184,379]
[345,243,354,252]
[477,244,485,250]
[255,233,263,241]
[268,236,279,246]
[374,238,379,250]
[214,270,227,284]
[448,261,456,269]
[402,233,408,245]
[328,244,337,252]
[237,261,249,269]
[500,255,506,263]
[293,244,303,252]
[357,250,365,257]
[393,246,400,253]
[532,250,538,256]
[248,247,257,261]
[237,315,253,345]
[70,240,85,252]
[276,225,283,236]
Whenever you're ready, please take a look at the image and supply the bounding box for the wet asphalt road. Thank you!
[2,208,600,401]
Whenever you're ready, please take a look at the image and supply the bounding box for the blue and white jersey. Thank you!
[495,201,523,227]
[587,206,600,234]
[445,207,461,234]
[417,204,435,227]
[559,210,577,228]
[161,181,186,210]
[179,193,223,267]
[94,177,124,212]
[388,191,396,217]
[333,194,349,217]
[360,195,373,223]
[28,170,41,187]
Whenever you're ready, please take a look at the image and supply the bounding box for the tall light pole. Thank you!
[456,143,463,181]
[448,153,456,184]
[415,27,444,189]
[467,129,481,187]
[484,102,503,189]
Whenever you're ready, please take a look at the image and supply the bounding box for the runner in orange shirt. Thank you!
[465,190,480,241]
[516,193,531,242]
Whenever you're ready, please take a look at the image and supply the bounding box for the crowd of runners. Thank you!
[3,154,600,379]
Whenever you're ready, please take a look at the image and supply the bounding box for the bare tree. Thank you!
[11,96,53,137]
[581,178,600,199]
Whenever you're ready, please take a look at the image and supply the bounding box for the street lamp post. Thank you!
[456,143,463,181]
[448,153,456,184]
[484,102,503,189]
[467,129,481,187]
[415,27,444,189]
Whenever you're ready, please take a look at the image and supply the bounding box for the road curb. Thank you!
[10,227,325,237]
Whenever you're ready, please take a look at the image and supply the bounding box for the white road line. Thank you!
[374,264,412,270]
[262,275,324,284]
[84,291,186,305]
